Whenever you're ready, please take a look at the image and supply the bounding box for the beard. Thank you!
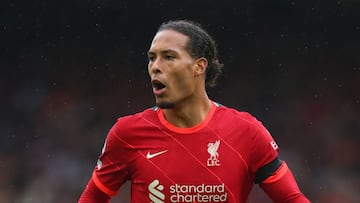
[157,101,175,109]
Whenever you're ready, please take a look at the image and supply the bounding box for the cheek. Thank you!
[169,63,195,94]
[172,73,194,93]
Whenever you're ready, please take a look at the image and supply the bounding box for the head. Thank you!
[147,20,223,109]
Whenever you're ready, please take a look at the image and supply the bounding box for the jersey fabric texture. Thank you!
[92,102,280,203]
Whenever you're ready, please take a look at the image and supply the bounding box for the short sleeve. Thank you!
[92,121,130,196]
[251,118,280,176]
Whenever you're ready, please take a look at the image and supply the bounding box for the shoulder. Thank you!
[110,107,159,134]
[215,103,279,166]
[214,103,262,127]
[213,103,272,139]
[116,107,157,122]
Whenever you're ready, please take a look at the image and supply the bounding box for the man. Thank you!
[79,20,310,203]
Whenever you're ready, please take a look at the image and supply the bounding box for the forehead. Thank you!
[149,30,189,52]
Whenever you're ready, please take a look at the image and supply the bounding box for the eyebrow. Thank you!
[148,49,177,55]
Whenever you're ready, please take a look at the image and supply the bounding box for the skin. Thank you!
[147,30,212,128]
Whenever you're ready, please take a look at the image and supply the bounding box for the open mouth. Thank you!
[152,80,166,91]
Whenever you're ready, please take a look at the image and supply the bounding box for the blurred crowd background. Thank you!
[1,0,359,202]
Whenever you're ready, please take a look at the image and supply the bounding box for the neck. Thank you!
[162,96,212,128]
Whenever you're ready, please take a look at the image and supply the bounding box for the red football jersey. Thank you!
[92,102,279,203]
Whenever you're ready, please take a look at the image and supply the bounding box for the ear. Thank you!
[194,57,208,76]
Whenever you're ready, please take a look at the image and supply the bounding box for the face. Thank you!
[147,30,199,109]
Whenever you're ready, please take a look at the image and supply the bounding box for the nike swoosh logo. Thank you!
[146,150,168,159]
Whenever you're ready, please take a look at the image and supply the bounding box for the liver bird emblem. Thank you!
[207,140,220,160]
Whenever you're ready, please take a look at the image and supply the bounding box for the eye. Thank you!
[147,54,156,62]
[164,55,175,60]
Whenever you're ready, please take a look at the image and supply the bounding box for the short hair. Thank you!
[157,20,224,87]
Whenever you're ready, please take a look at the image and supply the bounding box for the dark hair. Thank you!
[157,20,224,87]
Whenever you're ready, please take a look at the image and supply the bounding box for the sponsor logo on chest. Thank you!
[148,179,228,203]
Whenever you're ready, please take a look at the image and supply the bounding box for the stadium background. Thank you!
[1,0,359,202]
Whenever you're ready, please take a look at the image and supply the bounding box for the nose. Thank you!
[148,59,162,75]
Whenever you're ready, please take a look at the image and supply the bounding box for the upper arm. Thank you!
[92,121,130,196]
[78,178,111,203]
[259,162,311,203]
[254,157,282,184]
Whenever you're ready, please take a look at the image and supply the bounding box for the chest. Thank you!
[126,127,253,188]
[118,119,258,202]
